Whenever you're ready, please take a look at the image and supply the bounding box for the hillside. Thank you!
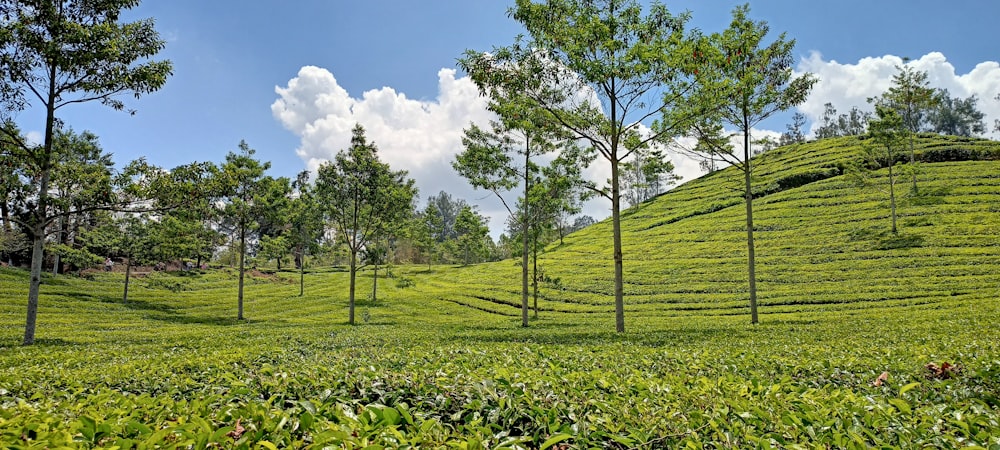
[436,134,1000,321]
[1,134,999,448]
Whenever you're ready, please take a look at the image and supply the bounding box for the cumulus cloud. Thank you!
[796,52,1000,138]
[273,66,513,233]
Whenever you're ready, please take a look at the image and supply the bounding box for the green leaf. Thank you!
[540,433,572,449]
[888,398,911,414]
[899,382,920,395]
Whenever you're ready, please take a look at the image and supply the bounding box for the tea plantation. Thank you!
[2,135,999,448]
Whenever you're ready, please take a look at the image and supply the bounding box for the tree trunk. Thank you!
[372,259,378,305]
[237,225,246,320]
[299,254,305,297]
[24,229,45,345]
[889,163,898,234]
[909,130,917,193]
[520,143,530,327]
[348,250,357,325]
[23,76,58,346]
[612,159,625,333]
[743,128,759,325]
[52,214,64,275]
[532,238,538,319]
[123,259,132,304]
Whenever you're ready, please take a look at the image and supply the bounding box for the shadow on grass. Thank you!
[454,319,738,347]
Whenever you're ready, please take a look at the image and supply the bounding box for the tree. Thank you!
[288,170,324,296]
[409,201,443,269]
[315,124,416,325]
[454,205,490,266]
[425,191,466,243]
[688,4,817,324]
[858,106,908,234]
[926,89,986,137]
[454,107,563,326]
[47,127,113,274]
[620,148,679,208]
[217,141,271,321]
[466,0,714,332]
[779,112,807,146]
[1,0,172,345]
[872,62,938,192]
[571,215,596,232]
[815,103,870,139]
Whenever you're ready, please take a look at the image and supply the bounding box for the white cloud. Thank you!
[796,52,1000,138]
[273,66,513,233]
[25,131,42,146]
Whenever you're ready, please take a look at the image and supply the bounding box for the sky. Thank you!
[15,0,1000,237]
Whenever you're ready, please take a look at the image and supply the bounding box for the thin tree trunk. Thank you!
[909,128,917,193]
[520,141,530,327]
[299,253,305,297]
[372,258,378,305]
[24,229,45,345]
[237,225,245,320]
[123,259,131,304]
[52,215,63,275]
[532,238,538,319]
[889,163,898,234]
[24,73,58,346]
[612,159,625,333]
[744,126,759,325]
[348,251,357,325]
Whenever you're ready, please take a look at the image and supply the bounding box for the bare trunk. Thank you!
[299,254,305,297]
[532,238,538,319]
[23,72,58,346]
[348,251,357,325]
[612,160,625,333]
[372,259,378,305]
[909,131,917,193]
[744,128,759,325]
[52,215,63,275]
[123,260,131,304]
[520,142,530,327]
[24,230,44,345]
[889,163,898,234]
[237,225,245,320]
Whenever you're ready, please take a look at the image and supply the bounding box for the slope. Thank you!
[428,134,1000,322]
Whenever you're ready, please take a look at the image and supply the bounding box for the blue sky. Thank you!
[18,0,1000,234]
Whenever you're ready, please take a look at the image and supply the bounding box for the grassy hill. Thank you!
[1,134,998,448]
[440,134,1000,320]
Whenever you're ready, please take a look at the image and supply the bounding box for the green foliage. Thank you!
[316,124,416,325]
[1,0,173,345]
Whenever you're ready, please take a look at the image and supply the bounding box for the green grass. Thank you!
[1,135,999,448]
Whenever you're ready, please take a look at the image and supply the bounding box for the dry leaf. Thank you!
[226,418,245,440]
[873,371,889,386]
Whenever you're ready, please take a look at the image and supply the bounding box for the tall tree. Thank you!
[859,106,908,234]
[0,0,172,345]
[465,0,713,332]
[454,205,491,266]
[872,62,938,192]
[315,124,415,325]
[218,141,270,321]
[454,109,563,326]
[288,170,324,296]
[687,4,816,324]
